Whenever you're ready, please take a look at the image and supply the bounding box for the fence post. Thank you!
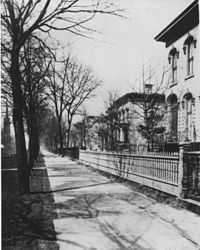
[179,143,190,198]
[178,145,184,198]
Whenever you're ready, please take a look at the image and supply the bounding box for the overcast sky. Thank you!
[58,0,193,115]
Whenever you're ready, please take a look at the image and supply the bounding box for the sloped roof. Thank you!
[112,92,165,109]
[155,0,199,47]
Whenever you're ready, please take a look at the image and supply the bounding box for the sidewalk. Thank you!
[2,150,200,250]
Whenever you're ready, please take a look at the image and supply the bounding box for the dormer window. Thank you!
[183,35,196,76]
[168,48,179,83]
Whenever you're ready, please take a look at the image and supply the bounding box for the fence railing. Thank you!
[79,150,180,196]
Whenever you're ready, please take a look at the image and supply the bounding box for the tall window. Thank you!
[183,36,196,77]
[182,93,194,141]
[187,43,194,76]
[172,54,177,83]
[167,94,178,142]
[168,48,178,84]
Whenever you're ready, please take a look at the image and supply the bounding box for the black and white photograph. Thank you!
[1,0,200,249]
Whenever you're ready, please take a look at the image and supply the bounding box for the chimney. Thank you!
[144,84,153,94]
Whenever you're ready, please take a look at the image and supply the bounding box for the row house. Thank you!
[155,0,200,145]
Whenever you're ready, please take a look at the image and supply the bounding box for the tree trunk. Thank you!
[28,128,34,173]
[58,118,63,155]
[66,119,72,148]
[83,124,86,148]
[27,111,34,173]
[66,130,70,148]
[28,123,40,172]
[11,51,29,194]
[33,128,40,162]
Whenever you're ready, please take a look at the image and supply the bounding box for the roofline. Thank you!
[112,92,165,109]
[154,0,198,41]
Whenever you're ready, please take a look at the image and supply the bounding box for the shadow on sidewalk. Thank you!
[2,152,60,249]
[30,181,112,195]
[52,189,151,250]
[2,151,152,249]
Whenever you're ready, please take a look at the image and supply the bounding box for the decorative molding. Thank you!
[168,47,179,64]
[183,35,197,54]
[170,82,178,88]
[184,74,194,81]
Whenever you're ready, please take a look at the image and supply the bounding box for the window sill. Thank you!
[170,82,178,88]
[185,74,194,81]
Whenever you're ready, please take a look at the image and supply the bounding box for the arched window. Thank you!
[167,94,178,141]
[183,36,196,76]
[182,92,195,141]
[168,48,179,83]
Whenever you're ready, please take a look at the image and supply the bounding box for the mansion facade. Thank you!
[106,85,166,152]
[155,0,200,144]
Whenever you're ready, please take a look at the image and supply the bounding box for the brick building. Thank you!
[107,84,166,152]
[155,0,200,144]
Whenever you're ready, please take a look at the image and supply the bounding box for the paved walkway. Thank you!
[28,150,200,249]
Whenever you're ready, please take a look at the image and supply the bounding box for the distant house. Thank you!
[155,0,200,144]
[107,84,166,152]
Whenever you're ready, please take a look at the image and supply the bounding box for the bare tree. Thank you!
[103,90,119,111]
[1,55,13,109]
[132,65,170,151]
[1,37,49,171]
[102,90,119,150]
[95,114,108,150]
[20,37,49,172]
[72,107,89,148]
[46,54,101,153]
[40,108,59,151]
[1,0,122,194]
[65,60,101,147]
[103,66,170,152]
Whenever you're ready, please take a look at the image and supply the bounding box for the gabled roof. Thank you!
[155,0,199,47]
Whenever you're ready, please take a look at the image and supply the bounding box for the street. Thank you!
[32,150,200,250]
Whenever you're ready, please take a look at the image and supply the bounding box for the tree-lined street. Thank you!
[1,0,121,194]
[2,1,200,249]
